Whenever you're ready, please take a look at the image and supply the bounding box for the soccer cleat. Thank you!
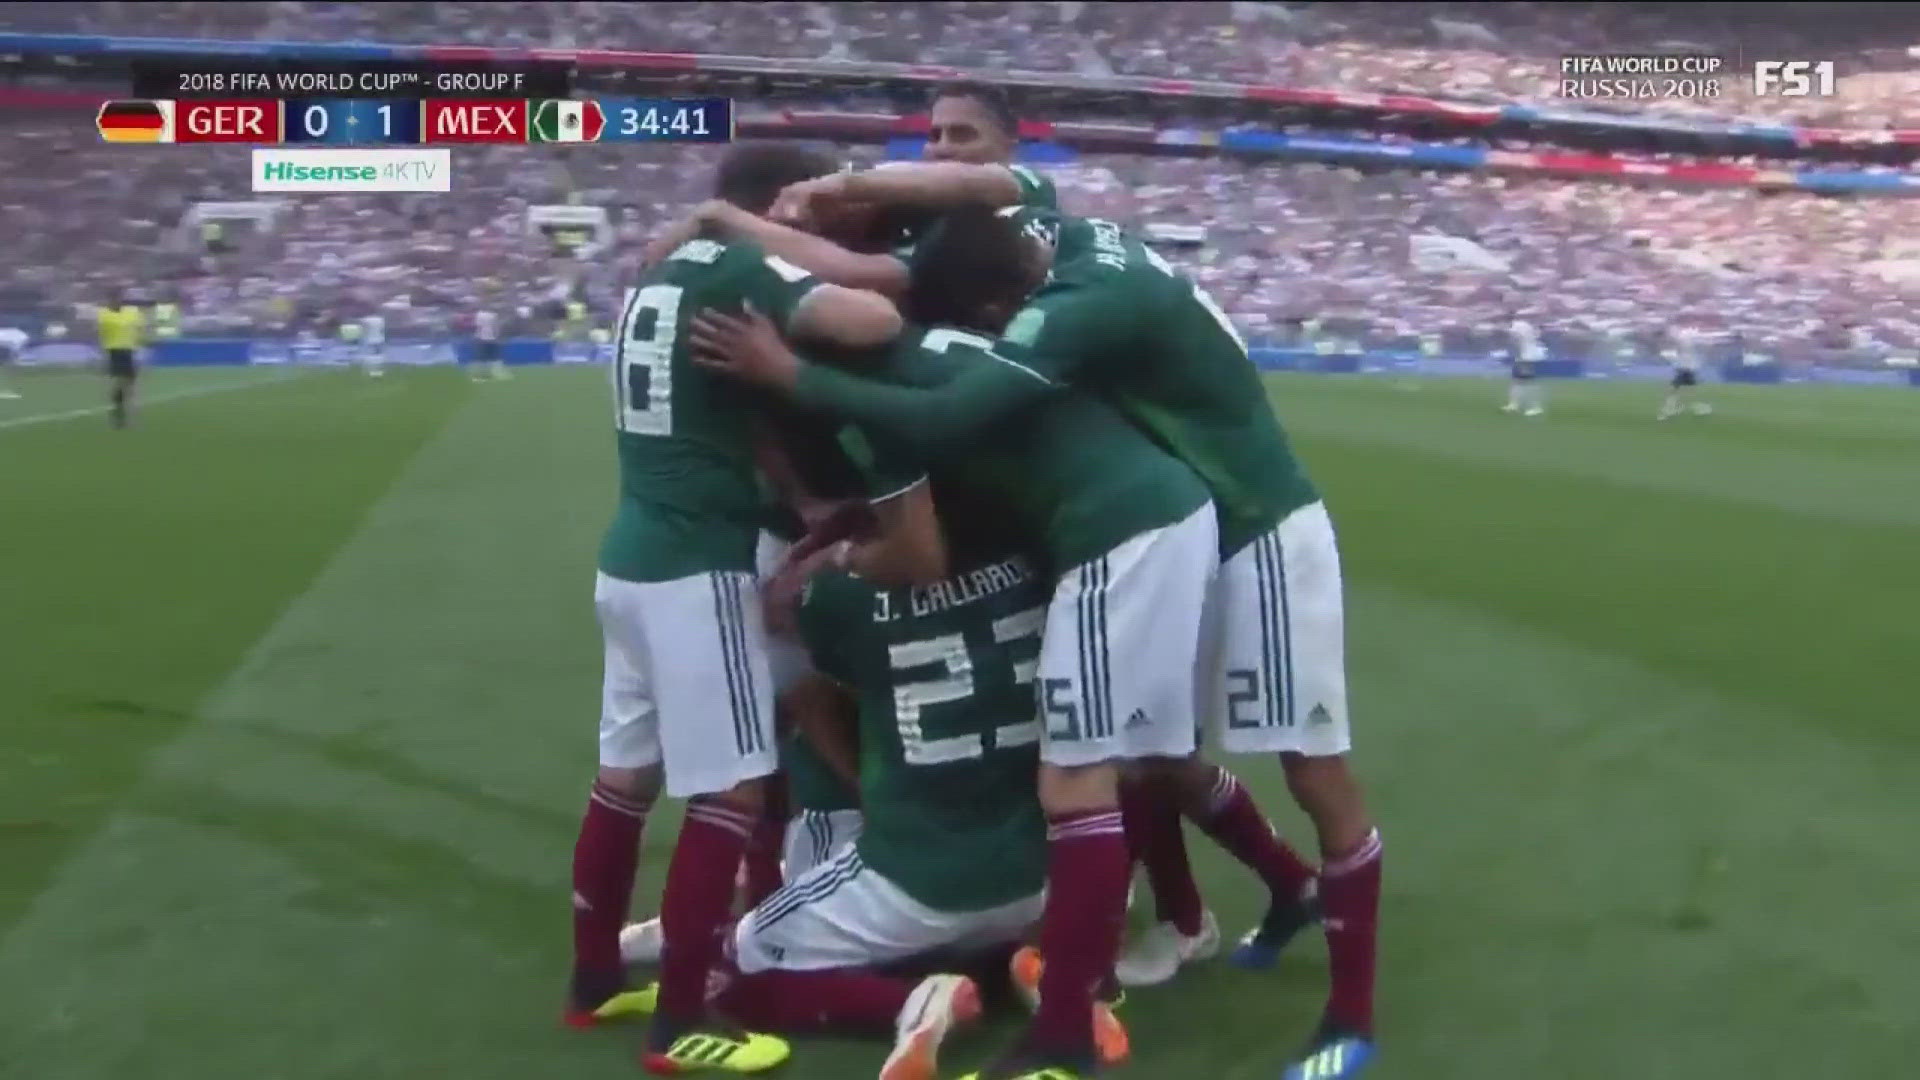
[641,1026,790,1075]
[564,980,658,1028]
[1283,1027,1375,1080]
[1008,946,1129,1067]
[880,974,983,1080]
[620,918,665,965]
[1230,888,1322,970]
[1522,406,1544,417]
[1114,908,1219,987]
[955,1042,1096,1080]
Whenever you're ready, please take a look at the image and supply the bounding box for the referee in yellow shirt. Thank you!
[97,294,145,429]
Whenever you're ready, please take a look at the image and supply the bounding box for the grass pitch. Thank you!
[2,367,1915,1079]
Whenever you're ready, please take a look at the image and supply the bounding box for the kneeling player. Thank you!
[716,545,1054,1080]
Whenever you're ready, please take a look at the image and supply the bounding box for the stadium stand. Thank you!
[10,1,1918,126]
[2,1,1918,368]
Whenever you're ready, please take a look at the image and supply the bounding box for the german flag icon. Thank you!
[97,100,175,143]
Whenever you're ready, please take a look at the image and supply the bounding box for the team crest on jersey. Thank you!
[1020,216,1061,252]
[1004,306,1047,347]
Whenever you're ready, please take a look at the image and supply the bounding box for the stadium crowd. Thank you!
[2,115,1914,366]
[9,1,1919,127]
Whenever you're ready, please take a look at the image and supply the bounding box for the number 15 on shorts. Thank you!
[1042,678,1080,742]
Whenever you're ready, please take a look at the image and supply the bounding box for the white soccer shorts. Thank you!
[1200,500,1352,758]
[782,809,865,881]
[595,568,779,797]
[732,844,1043,974]
[1035,502,1217,768]
[754,531,813,694]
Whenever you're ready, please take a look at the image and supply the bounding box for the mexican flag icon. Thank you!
[530,100,605,142]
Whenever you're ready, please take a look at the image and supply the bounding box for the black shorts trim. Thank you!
[107,349,137,378]
[1671,369,1699,388]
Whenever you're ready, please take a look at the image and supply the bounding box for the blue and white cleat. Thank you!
[1283,1031,1374,1080]
[1229,886,1321,970]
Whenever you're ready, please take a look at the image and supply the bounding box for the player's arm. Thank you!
[832,424,945,585]
[777,163,1031,220]
[844,474,946,586]
[691,308,1065,453]
[700,201,910,297]
[789,581,868,794]
[784,672,862,793]
[731,245,901,350]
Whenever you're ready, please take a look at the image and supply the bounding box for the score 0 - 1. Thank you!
[282,99,424,145]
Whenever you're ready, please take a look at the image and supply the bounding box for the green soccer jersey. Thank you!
[796,557,1050,913]
[600,238,825,582]
[835,326,1208,570]
[797,215,1317,558]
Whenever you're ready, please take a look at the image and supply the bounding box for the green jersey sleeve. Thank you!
[1004,164,1057,210]
[723,243,825,329]
[795,569,866,685]
[791,330,1060,453]
[986,286,1123,385]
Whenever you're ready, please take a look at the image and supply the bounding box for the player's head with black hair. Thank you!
[927,82,1019,164]
[712,142,840,215]
[905,204,1048,334]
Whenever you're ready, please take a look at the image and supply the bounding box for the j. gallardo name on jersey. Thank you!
[872,557,1035,623]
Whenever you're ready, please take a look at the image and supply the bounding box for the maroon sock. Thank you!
[717,965,911,1035]
[1319,829,1382,1035]
[1031,808,1129,1053]
[571,780,652,980]
[1121,777,1204,935]
[1193,765,1315,903]
[657,797,758,1023]
[739,784,789,912]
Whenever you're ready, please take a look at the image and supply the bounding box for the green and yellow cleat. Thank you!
[640,1028,791,1075]
[564,980,658,1028]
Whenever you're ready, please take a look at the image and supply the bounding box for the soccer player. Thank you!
[361,311,387,378]
[95,292,144,429]
[1503,316,1546,417]
[671,82,1054,302]
[567,143,903,1076]
[699,206,1383,1080]
[693,294,1220,1080]
[471,304,508,381]
[1659,325,1711,419]
[0,323,26,399]
[712,532,1057,1080]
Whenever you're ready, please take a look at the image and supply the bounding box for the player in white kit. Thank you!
[1659,327,1713,419]
[0,325,27,399]
[361,313,386,378]
[472,308,509,381]
[1501,318,1546,417]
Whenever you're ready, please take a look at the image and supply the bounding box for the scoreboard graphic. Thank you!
[96,96,733,145]
[100,62,734,192]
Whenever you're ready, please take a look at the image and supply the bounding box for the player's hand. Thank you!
[769,174,852,228]
[689,304,802,392]
[761,558,810,636]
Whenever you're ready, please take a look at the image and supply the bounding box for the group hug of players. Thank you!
[565,84,1382,1080]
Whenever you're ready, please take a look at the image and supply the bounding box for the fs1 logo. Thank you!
[1753,60,1836,96]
